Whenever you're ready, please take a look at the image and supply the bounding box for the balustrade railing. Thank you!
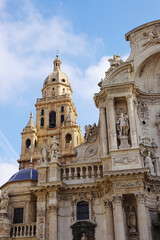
[10,223,36,238]
[61,164,103,181]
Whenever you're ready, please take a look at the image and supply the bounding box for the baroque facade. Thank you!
[0,20,160,240]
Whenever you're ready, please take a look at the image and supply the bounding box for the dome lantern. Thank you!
[53,54,62,71]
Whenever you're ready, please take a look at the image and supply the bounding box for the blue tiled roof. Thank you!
[9,169,38,182]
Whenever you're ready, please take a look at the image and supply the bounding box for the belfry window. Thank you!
[26,139,31,148]
[61,115,64,124]
[61,106,64,112]
[41,109,44,115]
[13,208,23,224]
[66,133,72,143]
[40,117,44,127]
[77,201,89,220]
[49,111,56,128]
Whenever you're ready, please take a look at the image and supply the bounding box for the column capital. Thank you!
[104,200,112,210]
[48,204,58,213]
[107,96,114,104]
[135,193,146,204]
[112,194,123,205]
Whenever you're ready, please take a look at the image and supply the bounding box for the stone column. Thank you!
[104,200,114,240]
[113,195,126,240]
[107,97,117,150]
[126,95,138,148]
[136,193,149,240]
[48,204,58,240]
[99,105,108,156]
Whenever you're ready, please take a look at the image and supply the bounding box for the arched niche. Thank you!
[135,52,160,93]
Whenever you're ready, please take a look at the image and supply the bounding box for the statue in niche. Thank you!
[84,123,97,143]
[41,141,49,165]
[145,151,156,176]
[127,205,137,234]
[81,233,88,240]
[50,136,61,162]
[116,113,129,136]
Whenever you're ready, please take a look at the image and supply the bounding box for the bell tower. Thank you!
[19,56,83,169]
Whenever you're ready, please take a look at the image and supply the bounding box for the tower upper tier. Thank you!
[42,55,72,98]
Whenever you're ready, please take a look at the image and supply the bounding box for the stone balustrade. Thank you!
[10,223,36,238]
[61,164,103,182]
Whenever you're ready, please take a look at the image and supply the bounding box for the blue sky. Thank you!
[0,0,159,186]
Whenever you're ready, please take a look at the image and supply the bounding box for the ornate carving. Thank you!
[114,181,143,189]
[113,195,123,205]
[85,145,98,157]
[104,200,112,210]
[155,111,160,132]
[113,156,137,165]
[0,191,9,212]
[84,123,97,143]
[143,24,160,48]
[0,222,10,232]
[37,207,46,217]
[135,193,146,204]
[48,204,58,213]
[108,54,123,73]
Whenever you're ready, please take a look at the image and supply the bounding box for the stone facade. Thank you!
[0,20,160,240]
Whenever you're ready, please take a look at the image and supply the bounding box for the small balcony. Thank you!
[10,223,36,238]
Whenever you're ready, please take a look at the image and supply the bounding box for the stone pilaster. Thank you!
[113,195,126,240]
[48,204,58,240]
[99,105,108,156]
[126,95,138,148]
[36,194,47,240]
[107,97,117,150]
[135,193,149,240]
[104,200,114,240]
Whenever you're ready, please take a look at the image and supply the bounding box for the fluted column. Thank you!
[99,105,108,156]
[136,193,149,240]
[48,204,58,240]
[104,200,114,240]
[107,97,117,150]
[126,95,138,148]
[113,195,126,240]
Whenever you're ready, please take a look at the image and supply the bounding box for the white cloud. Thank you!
[0,1,103,103]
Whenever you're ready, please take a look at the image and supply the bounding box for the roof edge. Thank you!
[125,20,160,41]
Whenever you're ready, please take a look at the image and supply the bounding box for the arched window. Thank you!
[40,117,44,127]
[77,201,89,220]
[61,106,64,112]
[61,115,64,124]
[26,139,31,148]
[66,133,72,143]
[49,111,56,128]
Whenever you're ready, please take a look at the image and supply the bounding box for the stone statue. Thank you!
[116,113,129,136]
[145,151,156,176]
[108,54,123,69]
[127,205,137,234]
[81,233,88,240]
[50,136,61,162]
[41,141,49,164]
[84,123,97,143]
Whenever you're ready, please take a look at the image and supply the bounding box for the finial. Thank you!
[30,112,33,118]
[56,50,59,58]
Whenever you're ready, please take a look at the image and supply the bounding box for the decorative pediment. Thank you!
[102,62,133,88]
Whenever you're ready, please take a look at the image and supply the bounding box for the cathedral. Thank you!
[0,20,160,240]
